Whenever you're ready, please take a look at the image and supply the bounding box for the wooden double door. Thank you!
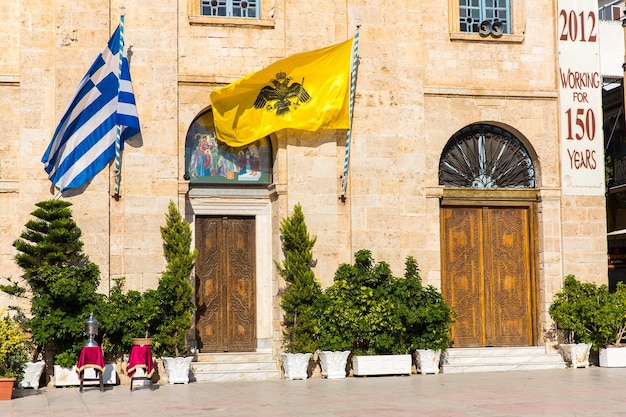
[441,203,537,347]
[195,216,256,352]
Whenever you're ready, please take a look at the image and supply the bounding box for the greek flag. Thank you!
[42,24,140,193]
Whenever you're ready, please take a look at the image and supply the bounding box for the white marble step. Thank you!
[190,352,281,382]
[442,346,567,373]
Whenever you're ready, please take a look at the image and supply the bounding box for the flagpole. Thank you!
[340,24,360,203]
[112,12,125,201]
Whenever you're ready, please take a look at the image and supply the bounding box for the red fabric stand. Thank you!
[126,344,155,391]
[76,346,105,392]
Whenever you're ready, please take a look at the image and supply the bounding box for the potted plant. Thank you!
[276,203,321,380]
[597,282,626,367]
[404,258,455,375]
[321,250,454,377]
[154,201,197,384]
[548,275,626,368]
[0,310,29,400]
[314,292,353,379]
[0,200,106,386]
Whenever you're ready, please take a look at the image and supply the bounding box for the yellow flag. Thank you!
[210,38,354,147]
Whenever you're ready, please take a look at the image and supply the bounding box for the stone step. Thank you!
[191,360,278,372]
[189,352,281,382]
[194,352,275,362]
[442,347,567,374]
[191,369,281,382]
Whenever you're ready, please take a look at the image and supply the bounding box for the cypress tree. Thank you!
[276,203,321,353]
[153,200,197,357]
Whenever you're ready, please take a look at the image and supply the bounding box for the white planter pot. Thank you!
[599,347,626,367]
[318,351,351,379]
[280,352,312,380]
[18,361,46,389]
[415,349,442,375]
[162,356,194,384]
[352,354,412,376]
[54,364,117,386]
[558,343,591,368]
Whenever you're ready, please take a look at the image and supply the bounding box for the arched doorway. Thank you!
[438,123,539,347]
[185,108,274,353]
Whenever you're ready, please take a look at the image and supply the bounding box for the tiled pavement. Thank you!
[3,367,626,417]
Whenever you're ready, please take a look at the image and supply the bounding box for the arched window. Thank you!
[184,109,272,185]
[438,124,535,188]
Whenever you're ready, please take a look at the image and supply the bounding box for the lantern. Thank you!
[84,313,99,347]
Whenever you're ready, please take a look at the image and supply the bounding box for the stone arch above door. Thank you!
[438,123,539,348]
[438,123,536,189]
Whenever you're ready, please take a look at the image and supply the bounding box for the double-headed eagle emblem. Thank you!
[254,72,311,115]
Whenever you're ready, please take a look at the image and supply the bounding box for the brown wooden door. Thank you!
[195,216,256,352]
[441,205,534,347]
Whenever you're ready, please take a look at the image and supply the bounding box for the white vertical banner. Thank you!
[558,0,605,195]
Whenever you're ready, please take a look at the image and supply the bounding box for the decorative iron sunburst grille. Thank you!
[438,125,535,188]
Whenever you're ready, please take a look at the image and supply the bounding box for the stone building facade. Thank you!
[0,0,608,359]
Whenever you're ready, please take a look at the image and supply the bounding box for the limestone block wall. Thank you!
[0,0,20,308]
[537,189,565,338]
[561,195,609,284]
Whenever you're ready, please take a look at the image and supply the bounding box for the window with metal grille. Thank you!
[201,0,258,18]
[459,0,510,35]
[439,124,535,188]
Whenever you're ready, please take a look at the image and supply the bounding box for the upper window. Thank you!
[449,0,523,42]
[184,109,272,185]
[201,0,258,18]
[459,0,510,36]
[188,0,273,27]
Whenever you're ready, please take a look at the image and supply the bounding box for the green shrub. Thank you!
[97,278,159,359]
[549,275,626,350]
[0,310,30,380]
[320,250,455,355]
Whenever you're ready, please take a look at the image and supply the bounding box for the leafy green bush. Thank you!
[549,275,626,350]
[97,278,160,359]
[319,250,455,355]
[0,310,30,380]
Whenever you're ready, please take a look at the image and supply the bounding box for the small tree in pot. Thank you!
[156,201,197,384]
[549,275,626,367]
[276,203,322,379]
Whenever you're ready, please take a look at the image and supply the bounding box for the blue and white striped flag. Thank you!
[42,24,140,193]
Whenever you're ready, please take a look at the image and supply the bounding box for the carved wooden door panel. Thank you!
[441,205,534,347]
[484,207,533,346]
[441,207,485,347]
[195,216,256,352]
